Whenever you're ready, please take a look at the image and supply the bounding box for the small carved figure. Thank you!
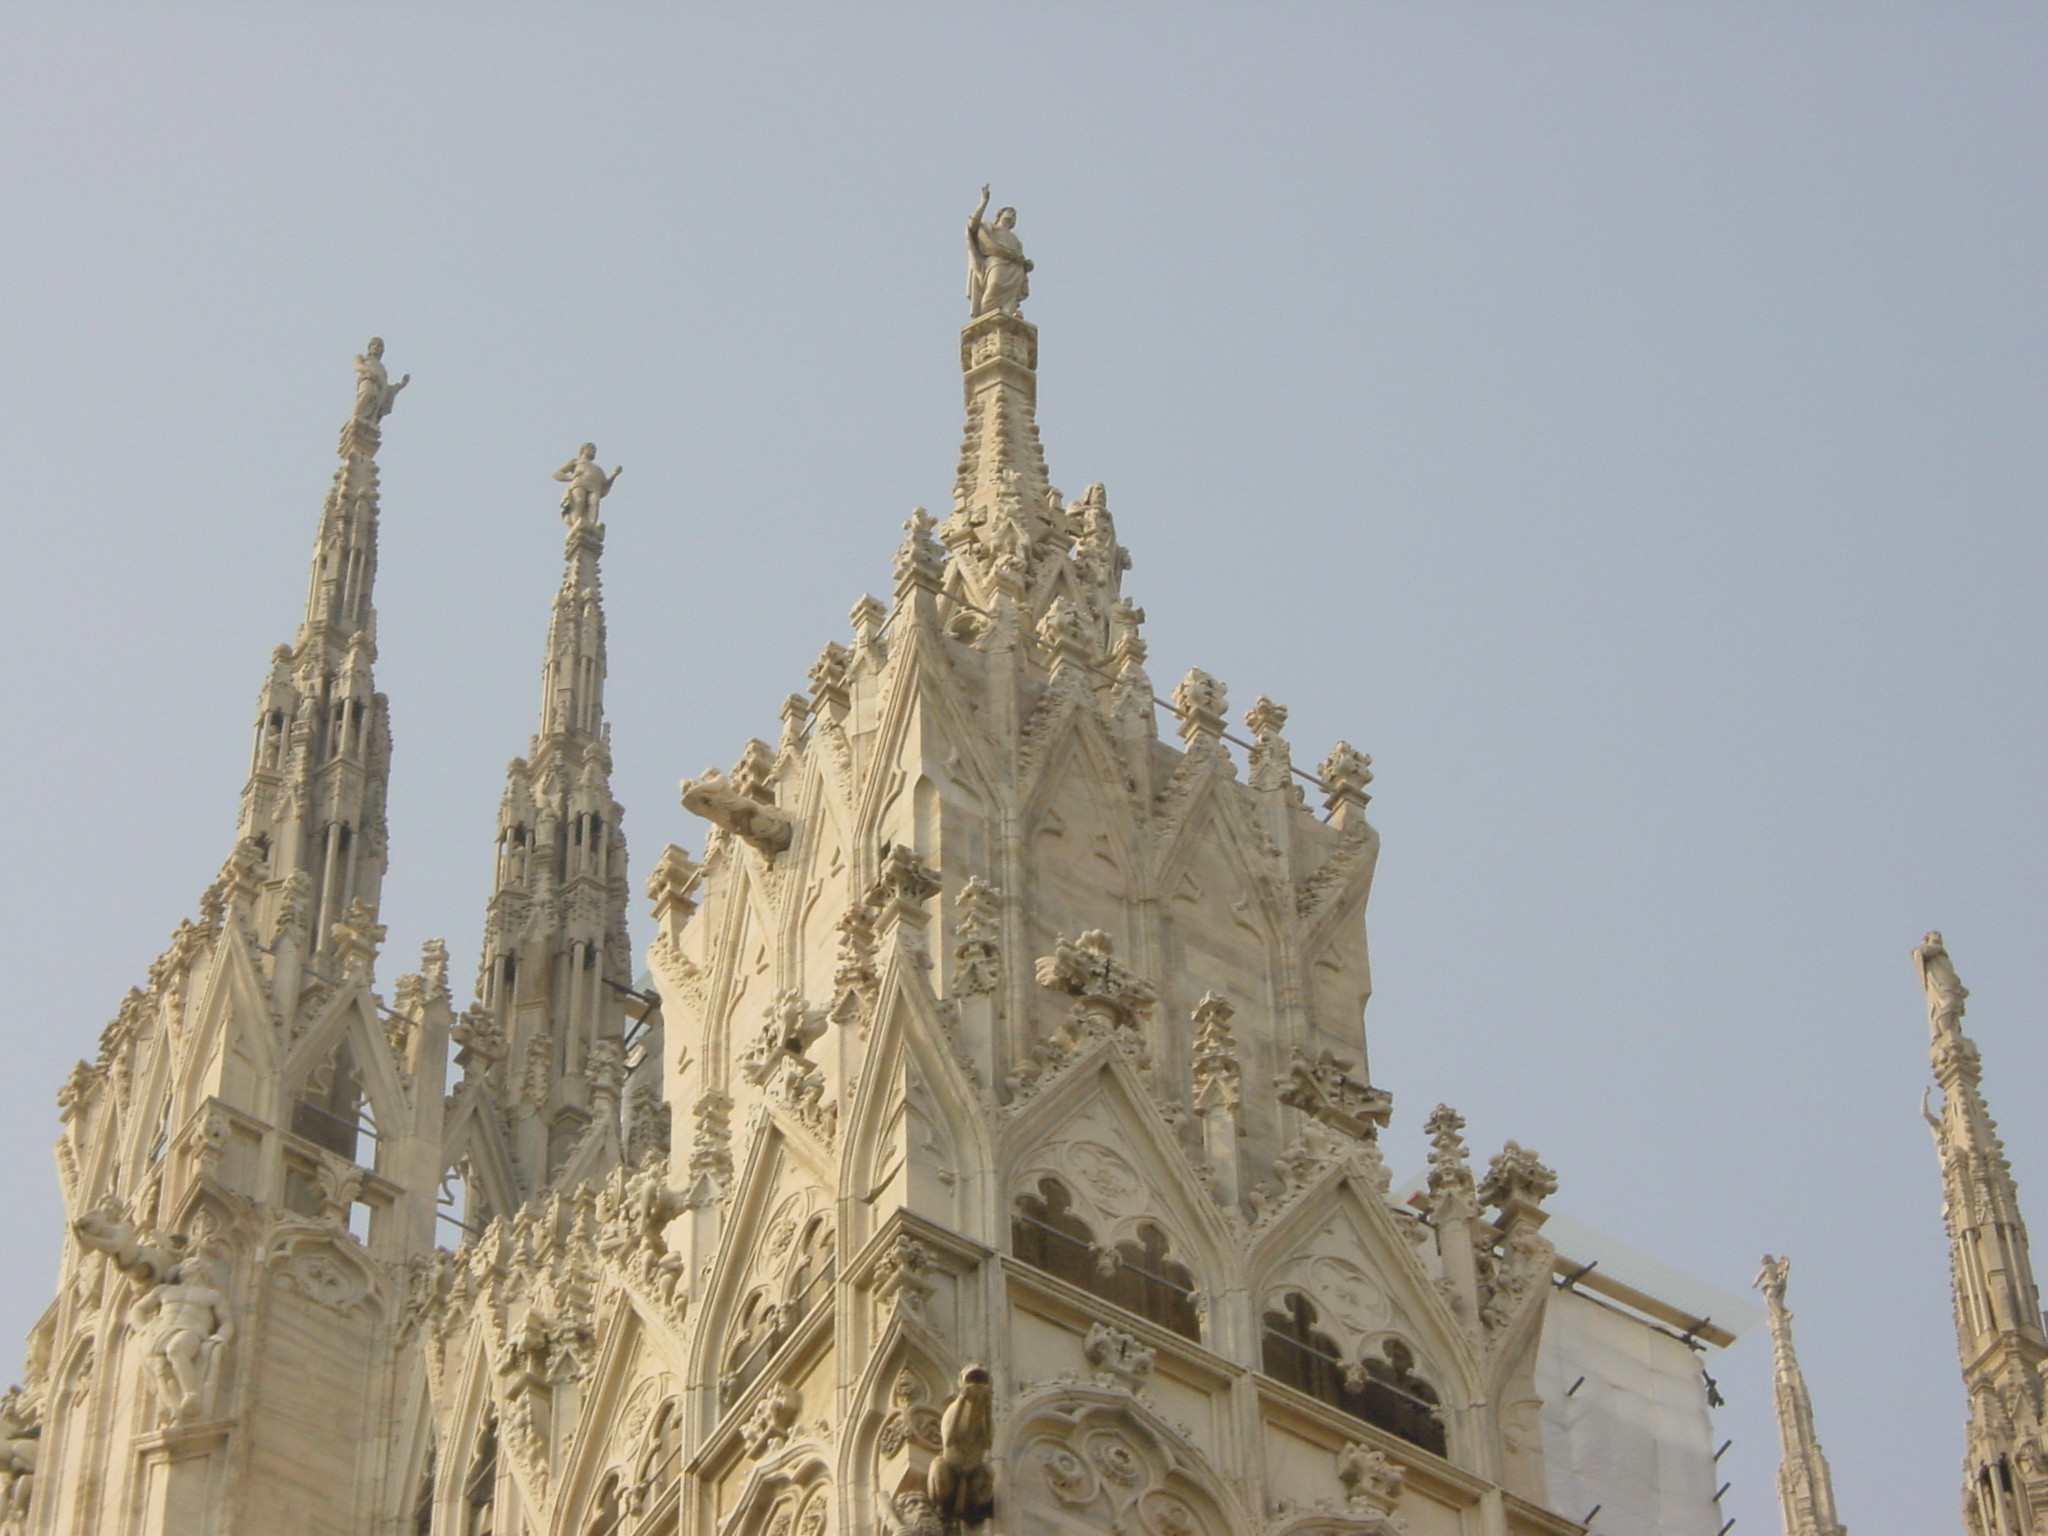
[71,1202,179,1286]
[351,337,408,426]
[966,186,1032,318]
[926,1364,995,1527]
[132,1259,233,1422]
[552,443,624,524]
[0,1390,38,1524]
[1913,930,1969,1028]
[679,768,795,855]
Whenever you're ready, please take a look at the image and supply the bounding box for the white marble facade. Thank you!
[4,204,1751,1536]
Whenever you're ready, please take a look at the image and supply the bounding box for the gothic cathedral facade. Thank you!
[3,226,1869,1536]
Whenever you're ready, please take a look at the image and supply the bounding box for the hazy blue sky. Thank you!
[1,7,2041,1530]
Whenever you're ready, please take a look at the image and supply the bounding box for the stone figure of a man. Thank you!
[133,1260,233,1423]
[351,337,408,426]
[553,443,623,524]
[966,185,1031,318]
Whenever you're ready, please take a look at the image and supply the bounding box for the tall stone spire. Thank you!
[459,447,633,1212]
[1917,931,2048,1533]
[237,338,406,968]
[1755,1255,1847,1536]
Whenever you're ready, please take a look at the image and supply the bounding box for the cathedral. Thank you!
[0,201,2032,1536]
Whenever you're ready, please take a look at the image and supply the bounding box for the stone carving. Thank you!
[1317,742,1374,824]
[1476,1142,1557,1333]
[1171,670,1228,747]
[685,1090,735,1203]
[1034,931,1157,1028]
[1082,1323,1154,1390]
[871,1234,936,1325]
[952,878,1002,997]
[739,1383,801,1459]
[71,1201,181,1285]
[1277,1048,1393,1141]
[1189,993,1241,1113]
[680,767,794,855]
[133,1256,233,1422]
[1336,1442,1405,1518]
[0,1390,36,1529]
[350,337,408,427]
[889,1491,948,1536]
[966,186,1031,318]
[831,900,880,1027]
[552,443,623,525]
[739,991,836,1140]
[879,1367,945,1456]
[927,1364,995,1526]
[1914,929,1968,1029]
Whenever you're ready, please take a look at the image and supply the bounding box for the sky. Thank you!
[1,6,2042,1530]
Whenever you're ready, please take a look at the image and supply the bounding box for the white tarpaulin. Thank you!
[1537,1282,1732,1536]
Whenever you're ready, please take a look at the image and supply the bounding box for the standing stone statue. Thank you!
[132,1258,233,1423]
[351,337,409,426]
[966,186,1031,318]
[553,443,624,524]
[1913,930,1969,1029]
[926,1363,995,1527]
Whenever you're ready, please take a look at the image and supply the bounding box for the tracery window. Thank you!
[635,1400,682,1514]
[412,1443,435,1536]
[1260,1293,1446,1456]
[1011,1177,1201,1341]
[464,1414,499,1536]
[584,1472,624,1536]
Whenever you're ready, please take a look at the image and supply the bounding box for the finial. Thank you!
[966,184,1032,317]
[552,443,623,525]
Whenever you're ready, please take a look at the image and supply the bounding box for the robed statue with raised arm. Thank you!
[966,186,1032,318]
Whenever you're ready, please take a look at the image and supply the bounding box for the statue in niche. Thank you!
[350,337,409,426]
[553,443,624,524]
[926,1363,995,1527]
[1913,930,1968,1028]
[133,1257,233,1422]
[966,186,1031,318]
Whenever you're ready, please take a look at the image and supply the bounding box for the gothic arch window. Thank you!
[1260,1293,1446,1457]
[720,1289,787,1409]
[786,1215,836,1327]
[292,1037,369,1163]
[1011,1177,1201,1341]
[412,1443,436,1536]
[585,1471,624,1536]
[635,1400,682,1513]
[464,1413,499,1536]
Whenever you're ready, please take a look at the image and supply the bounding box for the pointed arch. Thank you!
[1001,1047,1238,1331]
[840,963,994,1248]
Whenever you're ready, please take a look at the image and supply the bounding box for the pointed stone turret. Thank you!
[237,337,406,968]
[1755,1255,1847,1536]
[18,342,457,1536]
[460,448,634,1215]
[1917,932,2048,1532]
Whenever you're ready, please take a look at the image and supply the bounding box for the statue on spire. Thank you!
[967,185,1032,318]
[350,338,408,427]
[553,443,624,525]
[1913,930,1969,1030]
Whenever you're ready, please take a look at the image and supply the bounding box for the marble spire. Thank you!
[466,451,633,1207]
[1917,932,2048,1533]
[237,340,403,972]
[1755,1255,1846,1536]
